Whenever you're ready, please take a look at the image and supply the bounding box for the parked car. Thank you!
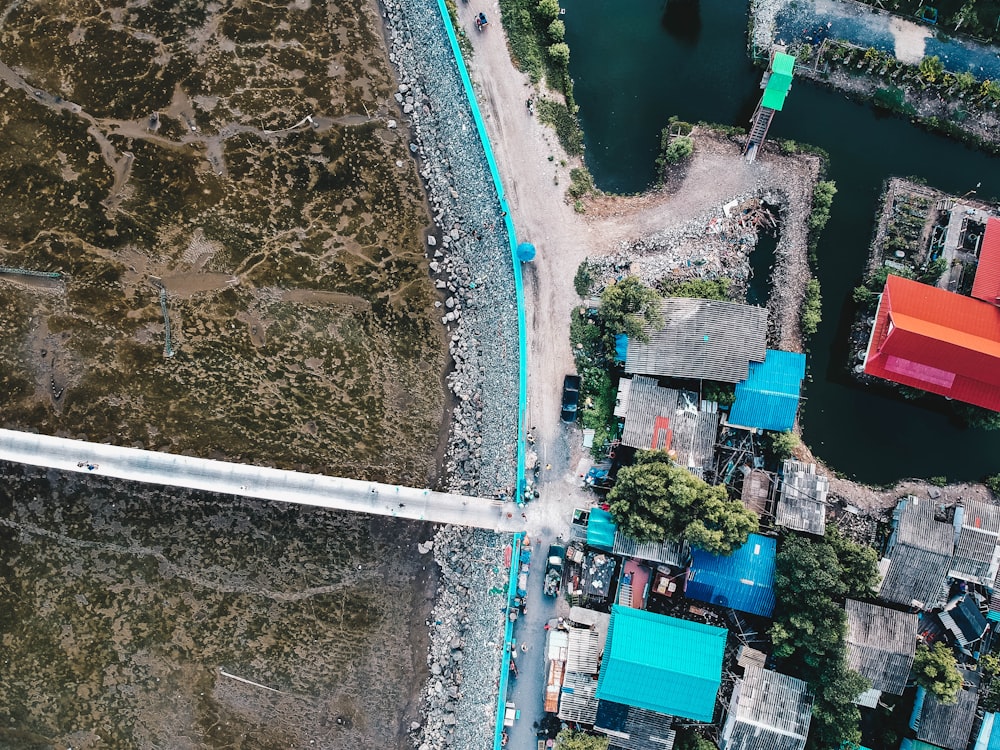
[561,375,581,422]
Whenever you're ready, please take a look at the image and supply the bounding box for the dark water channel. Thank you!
[564,0,1000,484]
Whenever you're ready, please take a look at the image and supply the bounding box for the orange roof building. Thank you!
[973,217,1000,306]
[863,274,1000,412]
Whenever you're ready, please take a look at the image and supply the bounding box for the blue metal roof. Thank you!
[686,534,777,617]
[976,713,1000,750]
[728,349,806,432]
[615,334,629,363]
[587,507,617,551]
[597,605,725,721]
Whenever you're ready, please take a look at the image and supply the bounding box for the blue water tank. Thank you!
[516,242,536,262]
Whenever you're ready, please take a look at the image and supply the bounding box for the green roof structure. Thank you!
[762,52,795,111]
[596,605,726,722]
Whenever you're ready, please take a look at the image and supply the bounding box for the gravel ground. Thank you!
[381,0,519,501]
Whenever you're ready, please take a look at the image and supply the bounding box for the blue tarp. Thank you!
[728,349,806,432]
[614,334,629,364]
[686,534,777,617]
[588,507,617,551]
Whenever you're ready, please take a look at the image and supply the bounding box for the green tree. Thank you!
[547,18,565,42]
[548,42,570,67]
[918,257,948,285]
[919,55,945,83]
[809,658,869,748]
[808,181,838,233]
[771,431,799,459]
[662,136,694,165]
[598,276,662,344]
[952,0,977,31]
[673,728,718,750]
[957,404,1000,430]
[825,527,880,599]
[554,729,609,750]
[913,642,963,704]
[981,79,1000,103]
[852,284,878,309]
[685,490,759,555]
[536,0,560,21]
[666,278,731,300]
[608,452,757,551]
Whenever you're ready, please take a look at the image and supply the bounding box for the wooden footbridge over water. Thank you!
[0,429,523,533]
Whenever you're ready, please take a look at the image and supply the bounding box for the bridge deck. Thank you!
[0,429,523,532]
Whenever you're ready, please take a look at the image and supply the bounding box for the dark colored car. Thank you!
[561,375,581,422]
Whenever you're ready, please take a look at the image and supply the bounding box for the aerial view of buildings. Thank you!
[3,0,1000,749]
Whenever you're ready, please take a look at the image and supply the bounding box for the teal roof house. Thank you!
[596,605,726,722]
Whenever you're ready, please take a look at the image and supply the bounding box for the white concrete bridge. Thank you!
[0,429,523,532]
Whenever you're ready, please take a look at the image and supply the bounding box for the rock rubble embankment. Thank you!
[380,0,521,747]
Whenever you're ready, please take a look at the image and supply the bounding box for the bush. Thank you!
[986,474,1000,495]
[771,431,799,459]
[568,167,595,199]
[536,98,585,156]
[808,181,837,233]
[663,278,731,300]
[574,260,594,297]
[918,257,948,285]
[929,476,947,487]
[662,136,693,164]
[547,18,565,41]
[801,278,822,336]
[547,42,570,67]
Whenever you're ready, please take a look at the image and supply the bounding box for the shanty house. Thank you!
[727,350,807,433]
[937,594,990,658]
[863,274,1000,412]
[686,534,776,618]
[615,377,720,475]
[720,666,813,750]
[625,298,768,383]
[596,606,726,722]
[845,599,917,705]
[879,496,953,609]
[950,499,1000,587]
[775,460,828,536]
[594,701,677,750]
[587,507,689,569]
[908,670,980,750]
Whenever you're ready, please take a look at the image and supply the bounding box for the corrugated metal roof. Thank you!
[973,218,1000,305]
[775,460,828,536]
[686,534,776,617]
[913,671,980,750]
[588,507,617,551]
[729,350,806,432]
[597,606,725,722]
[845,599,917,696]
[625,298,768,383]
[761,53,795,111]
[975,713,1000,750]
[722,667,813,750]
[864,275,1000,411]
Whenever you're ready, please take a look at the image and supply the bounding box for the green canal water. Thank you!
[564,0,1000,485]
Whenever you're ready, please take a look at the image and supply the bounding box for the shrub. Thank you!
[664,278,731,300]
[929,475,948,487]
[801,278,822,336]
[536,98,585,156]
[662,136,694,165]
[568,167,595,199]
[547,18,565,41]
[771,431,799,459]
[573,260,593,297]
[986,474,1000,495]
[808,181,837,233]
[918,257,948,285]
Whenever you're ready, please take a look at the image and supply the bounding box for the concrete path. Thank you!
[0,429,524,533]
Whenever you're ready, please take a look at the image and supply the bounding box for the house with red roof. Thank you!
[973,217,1000,306]
[863,274,1000,412]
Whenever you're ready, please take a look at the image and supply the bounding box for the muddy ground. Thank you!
[0,0,447,485]
[0,463,438,749]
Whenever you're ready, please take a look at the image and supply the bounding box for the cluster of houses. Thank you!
[543,293,1000,750]
[543,492,1000,750]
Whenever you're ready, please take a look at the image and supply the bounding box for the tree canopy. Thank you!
[771,530,880,749]
[913,642,963,704]
[554,729,609,750]
[608,452,757,553]
[598,276,662,344]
